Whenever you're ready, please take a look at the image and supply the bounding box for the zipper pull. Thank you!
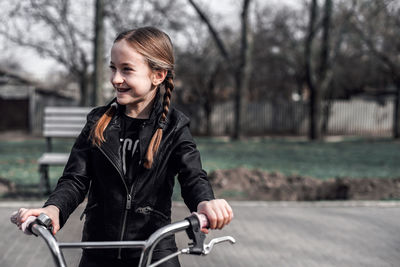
[135,206,152,214]
[144,206,152,213]
[126,194,132,210]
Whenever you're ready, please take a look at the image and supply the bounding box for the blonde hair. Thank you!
[91,27,175,169]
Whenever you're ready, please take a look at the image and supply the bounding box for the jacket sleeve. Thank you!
[172,125,215,212]
[43,111,96,228]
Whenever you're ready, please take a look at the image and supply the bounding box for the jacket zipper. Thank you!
[97,146,132,259]
[136,206,169,220]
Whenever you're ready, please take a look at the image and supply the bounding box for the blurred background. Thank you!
[0,0,399,201]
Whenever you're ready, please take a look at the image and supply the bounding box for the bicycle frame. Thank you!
[29,213,235,267]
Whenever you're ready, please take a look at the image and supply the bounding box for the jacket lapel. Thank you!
[99,114,124,177]
[99,89,164,172]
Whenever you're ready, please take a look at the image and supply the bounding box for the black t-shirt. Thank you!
[120,114,147,187]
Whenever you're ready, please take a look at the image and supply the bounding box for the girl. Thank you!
[15,26,233,267]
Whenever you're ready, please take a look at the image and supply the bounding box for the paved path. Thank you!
[1,201,399,267]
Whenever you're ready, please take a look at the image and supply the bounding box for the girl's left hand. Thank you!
[197,199,233,233]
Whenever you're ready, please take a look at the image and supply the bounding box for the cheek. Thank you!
[134,77,154,91]
[110,72,117,86]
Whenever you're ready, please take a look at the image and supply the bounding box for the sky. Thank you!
[1,0,300,82]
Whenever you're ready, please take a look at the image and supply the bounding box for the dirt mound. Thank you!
[209,168,400,201]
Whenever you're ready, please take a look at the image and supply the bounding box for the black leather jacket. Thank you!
[44,97,215,259]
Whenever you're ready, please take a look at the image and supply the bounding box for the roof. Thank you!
[0,67,74,100]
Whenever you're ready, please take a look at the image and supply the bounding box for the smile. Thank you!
[116,88,131,93]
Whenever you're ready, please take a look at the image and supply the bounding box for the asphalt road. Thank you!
[1,201,399,267]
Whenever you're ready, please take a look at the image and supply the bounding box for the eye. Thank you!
[109,65,116,71]
[123,67,134,72]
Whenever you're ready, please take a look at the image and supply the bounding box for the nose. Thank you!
[111,70,124,85]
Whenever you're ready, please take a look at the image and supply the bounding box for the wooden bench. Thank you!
[38,106,93,194]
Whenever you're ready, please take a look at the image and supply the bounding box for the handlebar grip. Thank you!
[10,211,36,235]
[192,212,209,229]
[10,211,18,224]
[24,216,37,235]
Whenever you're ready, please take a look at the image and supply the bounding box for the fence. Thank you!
[183,98,394,137]
[30,97,394,137]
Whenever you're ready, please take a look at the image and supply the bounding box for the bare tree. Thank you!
[0,0,189,106]
[187,0,253,139]
[304,0,333,140]
[0,0,93,106]
[104,0,189,38]
[176,31,230,135]
[348,0,400,138]
[93,0,105,106]
[251,5,305,99]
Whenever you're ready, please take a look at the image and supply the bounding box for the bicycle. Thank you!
[11,212,235,267]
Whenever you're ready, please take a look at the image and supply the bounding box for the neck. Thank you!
[125,91,157,119]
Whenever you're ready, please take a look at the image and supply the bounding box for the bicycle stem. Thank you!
[31,224,67,267]
[138,219,191,267]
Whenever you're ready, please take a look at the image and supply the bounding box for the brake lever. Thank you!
[203,236,236,255]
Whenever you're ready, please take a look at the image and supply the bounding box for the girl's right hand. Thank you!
[15,205,60,235]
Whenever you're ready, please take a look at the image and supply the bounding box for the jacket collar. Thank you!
[106,88,163,124]
[99,88,164,173]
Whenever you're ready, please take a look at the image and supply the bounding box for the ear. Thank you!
[151,69,167,86]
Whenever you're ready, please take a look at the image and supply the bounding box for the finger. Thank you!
[201,228,209,234]
[214,207,224,229]
[225,203,234,224]
[207,209,218,229]
[222,206,230,227]
[17,209,28,225]
[52,222,60,235]
[21,209,42,222]
[213,200,227,229]
[222,201,233,223]
[17,208,27,220]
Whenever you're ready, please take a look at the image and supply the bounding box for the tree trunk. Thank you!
[306,0,332,140]
[305,0,319,140]
[187,0,253,139]
[321,97,332,135]
[309,86,321,139]
[204,102,212,136]
[393,86,400,138]
[92,0,105,106]
[79,73,89,106]
[234,0,252,139]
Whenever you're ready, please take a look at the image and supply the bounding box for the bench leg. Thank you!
[39,164,51,195]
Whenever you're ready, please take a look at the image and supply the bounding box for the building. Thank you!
[0,67,78,134]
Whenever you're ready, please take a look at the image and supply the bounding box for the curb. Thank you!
[1,200,399,208]
[173,200,400,208]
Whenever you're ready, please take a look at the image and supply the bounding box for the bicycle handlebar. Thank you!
[16,212,234,267]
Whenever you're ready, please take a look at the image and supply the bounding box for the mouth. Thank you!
[116,87,131,93]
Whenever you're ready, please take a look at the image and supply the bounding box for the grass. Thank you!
[1,136,400,196]
[0,138,73,186]
[196,137,400,179]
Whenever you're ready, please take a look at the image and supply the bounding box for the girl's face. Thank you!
[110,39,162,108]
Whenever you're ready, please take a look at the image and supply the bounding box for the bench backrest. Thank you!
[43,106,94,138]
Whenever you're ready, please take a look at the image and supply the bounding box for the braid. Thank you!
[161,77,173,121]
[144,74,174,169]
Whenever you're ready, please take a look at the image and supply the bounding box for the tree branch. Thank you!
[187,0,230,62]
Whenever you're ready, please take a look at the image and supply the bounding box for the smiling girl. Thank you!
[14,27,233,267]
